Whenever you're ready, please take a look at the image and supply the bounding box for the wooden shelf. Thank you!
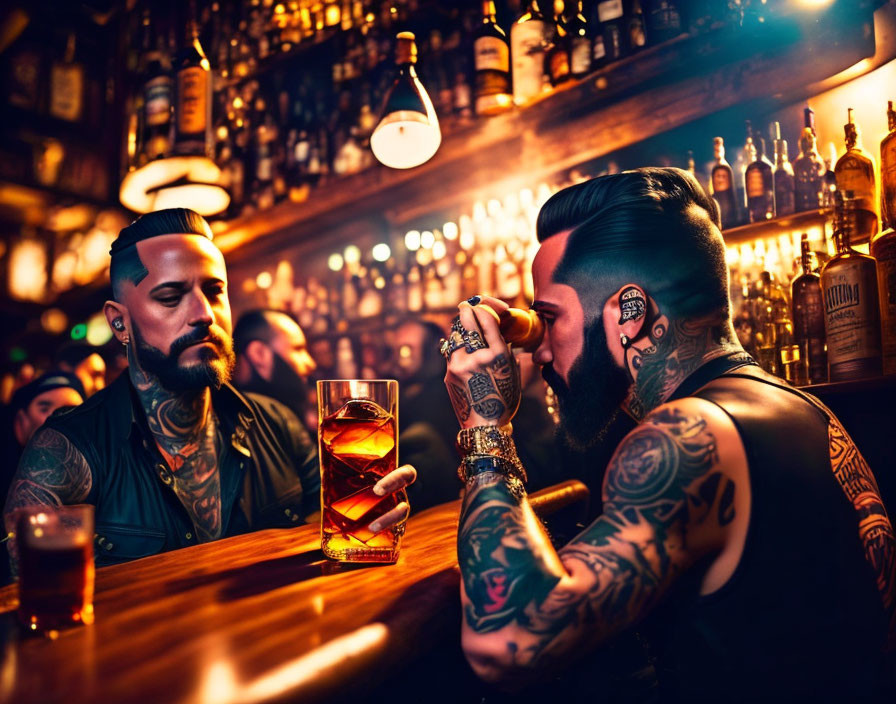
[215,5,881,261]
[722,209,831,246]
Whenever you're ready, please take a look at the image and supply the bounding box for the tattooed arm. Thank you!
[3,428,93,574]
[458,398,749,685]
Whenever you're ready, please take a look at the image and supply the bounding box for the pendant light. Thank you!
[370,32,442,170]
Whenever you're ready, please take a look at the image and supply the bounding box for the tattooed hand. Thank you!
[444,297,521,429]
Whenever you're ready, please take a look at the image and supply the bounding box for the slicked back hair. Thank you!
[109,208,214,301]
[536,167,729,323]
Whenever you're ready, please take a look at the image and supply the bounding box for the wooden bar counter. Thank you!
[0,481,587,704]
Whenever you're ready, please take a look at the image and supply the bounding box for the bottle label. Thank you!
[549,47,570,81]
[745,167,767,198]
[592,35,607,61]
[775,174,795,216]
[835,155,876,211]
[510,20,545,103]
[474,36,510,73]
[822,263,882,365]
[50,64,85,122]
[598,0,624,22]
[570,38,591,74]
[144,76,173,127]
[177,66,209,136]
[712,168,732,193]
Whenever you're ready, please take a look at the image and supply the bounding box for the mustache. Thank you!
[170,326,228,357]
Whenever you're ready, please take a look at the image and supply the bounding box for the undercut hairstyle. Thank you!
[536,167,729,323]
[109,208,214,301]
[233,309,297,355]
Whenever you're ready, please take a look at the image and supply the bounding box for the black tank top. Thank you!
[645,359,896,702]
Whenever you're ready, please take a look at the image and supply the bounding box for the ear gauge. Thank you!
[620,334,631,348]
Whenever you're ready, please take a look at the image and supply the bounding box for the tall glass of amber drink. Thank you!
[317,379,404,562]
[15,504,95,632]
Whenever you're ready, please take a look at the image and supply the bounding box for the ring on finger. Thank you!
[462,329,488,353]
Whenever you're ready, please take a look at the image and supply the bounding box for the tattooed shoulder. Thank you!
[4,428,93,519]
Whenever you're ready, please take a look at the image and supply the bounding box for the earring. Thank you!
[112,318,125,331]
[620,333,630,348]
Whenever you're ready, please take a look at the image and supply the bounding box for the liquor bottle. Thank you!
[745,136,774,222]
[793,108,826,212]
[735,120,755,219]
[821,192,883,381]
[710,136,738,230]
[772,122,795,217]
[645,0,684,43]
[510,1,547,105]
[870,223,896,376]
[881,101,896,230]
[593,0,628,64]
[791,233,827,384]
[474,1,513,114]
[834,108,879,244]
[8,44,43,111]
[628,0,647,54]
[174,16,212,156]
[823,143,838,209]
[565,1,591,78]
[546,7,571,87]
[141,13,174,161]
[873,103,896,375]
[49,34,84,122]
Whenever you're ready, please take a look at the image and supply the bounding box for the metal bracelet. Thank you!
[456,425,517,456]
[457,453,527,486]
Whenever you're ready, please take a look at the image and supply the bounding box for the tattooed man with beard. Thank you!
[4,209,414,572]
[444,169,895,702]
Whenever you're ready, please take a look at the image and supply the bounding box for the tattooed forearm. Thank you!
[457,406,736,673]
[4,428,93,573]
[459,476,563,633]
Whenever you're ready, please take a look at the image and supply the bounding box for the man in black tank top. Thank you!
[441,168,896,701]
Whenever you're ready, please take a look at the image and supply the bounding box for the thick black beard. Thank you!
[132,320,235,392]
[542,318,631,453]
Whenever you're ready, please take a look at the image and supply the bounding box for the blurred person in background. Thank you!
[55,342,107,397]
[392,318,462,510]
[233,309,317,435]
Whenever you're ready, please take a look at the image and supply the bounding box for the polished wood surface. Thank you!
[0,480,587,704]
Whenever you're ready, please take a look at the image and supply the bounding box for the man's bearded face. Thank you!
[541,317,631,452]
[133,319,235,391]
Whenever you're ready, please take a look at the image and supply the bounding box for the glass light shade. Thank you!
[119,156,230,216]
[370,78,441,170]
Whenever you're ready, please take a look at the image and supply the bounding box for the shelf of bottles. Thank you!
[237,93,896,392]
[122,0,779,220]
